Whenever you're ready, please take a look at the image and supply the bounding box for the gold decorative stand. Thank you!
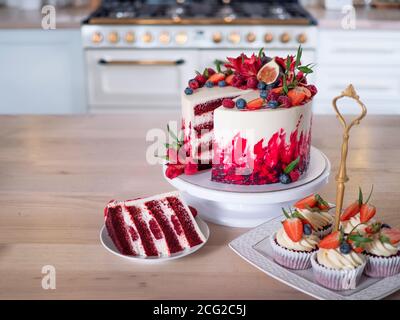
[332,85,367,231]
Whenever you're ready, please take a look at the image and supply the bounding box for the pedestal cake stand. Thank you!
[164,146,331,228]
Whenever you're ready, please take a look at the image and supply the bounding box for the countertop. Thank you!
[0,5,400,30]
[0,114,399,299]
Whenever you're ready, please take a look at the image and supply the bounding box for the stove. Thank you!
[81,0,318,112]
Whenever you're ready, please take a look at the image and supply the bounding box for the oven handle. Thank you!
[98,58,185,66]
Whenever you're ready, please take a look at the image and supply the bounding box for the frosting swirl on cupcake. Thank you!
[298,209,333,231]
[276,228,319,252]
[317,248,365,270]
[365,237,398,257]
[341,214,367,234]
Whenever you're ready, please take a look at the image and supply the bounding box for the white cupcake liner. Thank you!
[315,224,333,239]
[269,233,315,270]
[310,252,367,291]
[363,253,400,278]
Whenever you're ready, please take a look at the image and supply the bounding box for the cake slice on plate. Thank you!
[104,191,206,257]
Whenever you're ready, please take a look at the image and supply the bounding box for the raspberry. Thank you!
[165,164,184,179]
[246,77,258,89]
[188,79,200,90]
[266,91,280,102]
[307,84,318,96]
[222,98,235,108]
[195,74,207,86]
[289,170,301,182]
[207,68,216,76]
[278,95,292,108]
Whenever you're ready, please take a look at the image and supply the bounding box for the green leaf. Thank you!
[284,157,300,174]
[167,123,179,143]
[358,187,363,206]
[285,55,291,71]
[282,75,288,95]
[195,70,201,76]
[203,68,209,78]
[379,234,391,244]
[297,66,313,74]
[295,45,302,69]
[155,154,169,161]
[214,59,224,73]
[365,185,374,204]
[348,233,372,244]
[281,207,290,219]
[258,47,265,58]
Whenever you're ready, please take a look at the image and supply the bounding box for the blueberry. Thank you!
[257,81,267,90]
[236,98,247,109]
[279,173,291,184]
[260,90,268,99]
[218,80,226,87]
[184,87,193,95]
[340,242,352,254]
[381,223,391,229]
[303,224,312,236]
[205,81,214,88]
[268,100,279,109]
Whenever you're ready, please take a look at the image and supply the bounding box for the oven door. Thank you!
[86,49,199,112]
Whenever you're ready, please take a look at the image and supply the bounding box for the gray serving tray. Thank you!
[229,217,400,300]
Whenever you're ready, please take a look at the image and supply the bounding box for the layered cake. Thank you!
[168,46,317,185]
[104,191,206,257]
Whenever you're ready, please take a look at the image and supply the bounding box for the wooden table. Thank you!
[0,114,399,300]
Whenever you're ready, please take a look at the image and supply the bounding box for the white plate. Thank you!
[100,216,210,262]
[163,147,331,227]
[229,217,400,300]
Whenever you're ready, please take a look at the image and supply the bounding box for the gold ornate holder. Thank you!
[332,85,367,231]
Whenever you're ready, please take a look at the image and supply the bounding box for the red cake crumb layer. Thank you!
[104,192,205,257]
[193,96,237,116]
[211,121,312,185]
[194,121,214,138]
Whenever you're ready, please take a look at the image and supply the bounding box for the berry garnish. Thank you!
[380,228,400,245]
[319,231,341,249]
[277,95,292,108]
[246,98,264,110]
[340,201,360,221]
[281,208,304,242]
[295,194,317,209]
[246,77,258,89]
[208,73,226,84]
[287,87,307,106]
[257,81,267,90]
[267,100,279,109]
[184,161,198,175]
[218,80,226,87]
[236,98,247,109]
[184,87,193,95]
[165,164,185,179]
[347,231,373,251]
[205,81,214,88]
[188,79,200,90]
[340,185,374,222]
[266,91,280,102]
[222,98,235,109]
[260,90,268,99]
[279,173,291,184]
[289,170,300,182]
[303,224,312,236]
[225,74,234,85]
[306,84,318,96]
[360,203,376,223]
[339,242,352,254]
[194,74,207,86]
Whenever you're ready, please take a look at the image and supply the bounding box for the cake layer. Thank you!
[104,191,206,257]
[212,102,313,185]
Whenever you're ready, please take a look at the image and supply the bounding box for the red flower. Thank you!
[225,53,262,79]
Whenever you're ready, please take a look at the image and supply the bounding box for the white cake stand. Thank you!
[163,146,331,228]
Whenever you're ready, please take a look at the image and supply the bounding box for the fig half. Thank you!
[257,58,281,85]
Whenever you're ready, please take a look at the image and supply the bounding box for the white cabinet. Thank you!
[315,30,400,114]
[0,29,86,114]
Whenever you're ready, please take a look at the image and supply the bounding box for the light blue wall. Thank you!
[0,29,86,114]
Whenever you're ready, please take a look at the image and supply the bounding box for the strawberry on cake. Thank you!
[166,46,317,185]
[104,191,206,257]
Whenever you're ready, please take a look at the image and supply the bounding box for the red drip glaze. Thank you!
[171,215,184,236]
[166,197,204,247]
[105,206,136,256]
[149,219,163,240]
[211,118,312,185]
[145,200,184,254]
[125,205,159,257]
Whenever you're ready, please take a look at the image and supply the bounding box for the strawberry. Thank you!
[225,74,235,85]
[294,194,317,209]
[352,246,364,254]
[360,203,376,223]
[246,98,264,110]
[381,228,400,245]
[298,86,312,98]
[340,201,360,221]
[319,231,341,249]
[315,194,330,211]
[287,87,306,106]
[282,218,303,242]
[271,86,283,94]
[208,73,225,84]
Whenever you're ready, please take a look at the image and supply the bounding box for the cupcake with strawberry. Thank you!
[363,222,400,278]
[294,193,334,238]
[270,208,319,270]
[340,186,376,234]
[311,228,369,290]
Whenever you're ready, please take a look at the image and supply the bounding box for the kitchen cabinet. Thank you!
[0,29,86,114]
[314,29,400,114]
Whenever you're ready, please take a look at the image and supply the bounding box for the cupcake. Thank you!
[270,208,319,270]
[340,186,376,234]
[294,193,334,238]
[311,230,368,290]
[363,222,400,278]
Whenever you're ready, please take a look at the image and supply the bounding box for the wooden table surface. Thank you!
[0,114,399,300]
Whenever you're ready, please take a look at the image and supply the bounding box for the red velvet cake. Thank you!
[104,191,206,257]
